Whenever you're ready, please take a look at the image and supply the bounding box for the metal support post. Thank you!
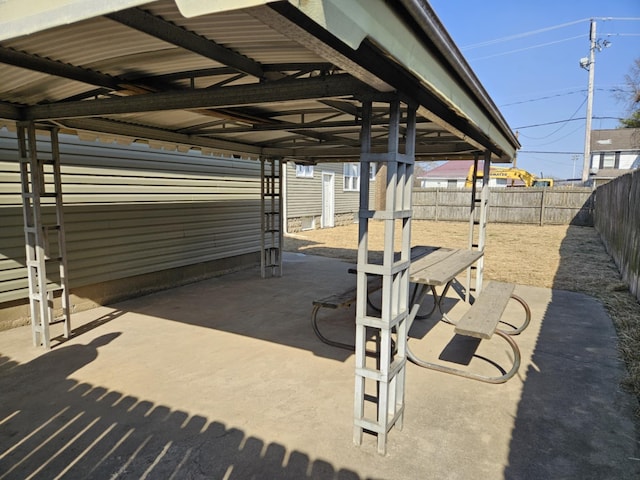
[466,151,489,300]
[353,98,415,454]
[18,122,71,348]
[260,157,283,278]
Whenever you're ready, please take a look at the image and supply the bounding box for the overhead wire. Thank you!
[499,87,629,107]
[462,16,640,51]
[461,18,590,50]
[517,97,587,139]
[514,116,620,129]
[470,35,585,61]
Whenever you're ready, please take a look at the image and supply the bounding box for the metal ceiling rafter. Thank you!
[58,117,267,156]
[23,74,373,121]
[288,142,477,160]
[186,119,362,135]
[0,46,122,90]
[0,101,21,120]
[106,7,265,79]
[141,63,334,84]
[265,2,508,160]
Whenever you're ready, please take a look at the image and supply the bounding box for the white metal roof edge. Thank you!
[283,0,517,161]
[0,0,153,41]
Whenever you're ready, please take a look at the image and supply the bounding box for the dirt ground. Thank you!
[284,220,640,404]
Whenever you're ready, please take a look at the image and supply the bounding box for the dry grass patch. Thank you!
[284,220,640,403]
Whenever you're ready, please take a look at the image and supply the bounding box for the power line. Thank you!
[514,116,620,129]
[520,150,583,154]
[461,18,590,50]
[527,123,585,147]
[470,35,585,61]
[518,98,586,139]
[500,87,628,107]
[461,16,640,51]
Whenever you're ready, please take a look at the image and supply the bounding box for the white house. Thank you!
[590,128,640,186]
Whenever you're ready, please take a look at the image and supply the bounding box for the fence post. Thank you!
[435,187,439,221]
[539,189,546,226]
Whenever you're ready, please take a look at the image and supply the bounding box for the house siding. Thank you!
[285,162,367,232]
[0,129,261,321]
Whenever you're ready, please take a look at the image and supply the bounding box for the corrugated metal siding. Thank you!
[0,129,261,303]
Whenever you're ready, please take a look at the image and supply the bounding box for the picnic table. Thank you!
[406,247,530,383]
[311,246,475,350]
[312,245,530,383]
[408,247,483,326]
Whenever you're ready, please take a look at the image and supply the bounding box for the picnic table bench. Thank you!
[311,245,531,383]
[408,248,531,383]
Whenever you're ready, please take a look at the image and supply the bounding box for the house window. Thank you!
[599,153,617,169]
[343,162,377,191]
[295,164,314,178]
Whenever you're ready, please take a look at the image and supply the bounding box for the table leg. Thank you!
[410,283,436,320]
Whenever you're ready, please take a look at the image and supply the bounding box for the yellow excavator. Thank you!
[465,166,554,188]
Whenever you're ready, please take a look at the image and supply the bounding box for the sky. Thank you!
[428,0,640,180]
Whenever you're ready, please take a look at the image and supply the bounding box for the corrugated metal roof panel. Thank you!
[0,0,519,163]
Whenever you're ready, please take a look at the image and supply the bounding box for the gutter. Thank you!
[397,0,520,152]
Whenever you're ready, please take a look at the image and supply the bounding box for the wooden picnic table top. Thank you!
[409,247,483,286]
[347,246,482,288]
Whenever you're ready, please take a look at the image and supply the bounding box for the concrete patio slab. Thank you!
[0,253,638,479]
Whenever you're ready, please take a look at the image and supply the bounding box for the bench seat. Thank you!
[455,281,515,339]
[313,276,383,310]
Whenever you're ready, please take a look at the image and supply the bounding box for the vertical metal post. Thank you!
[353,98,415,454]
[18,123,70,348]
[260,157,282,278]
[466,151,489,300]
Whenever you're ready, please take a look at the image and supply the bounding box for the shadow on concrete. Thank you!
[504,224,640,479]
[0,336,361,480]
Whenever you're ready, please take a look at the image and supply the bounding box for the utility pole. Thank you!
[581,19,596,183]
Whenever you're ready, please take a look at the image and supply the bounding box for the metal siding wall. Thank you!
[285,162,322,218]
[285,162,373,223]
[0,130,261,303]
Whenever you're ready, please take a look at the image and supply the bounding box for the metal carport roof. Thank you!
[0,0,522,454]
[0,0,519,163]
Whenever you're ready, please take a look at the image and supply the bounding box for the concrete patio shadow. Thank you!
[0,252,638,479]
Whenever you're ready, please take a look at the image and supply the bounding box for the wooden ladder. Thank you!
[18,123,71,349]
[260,157,283,278]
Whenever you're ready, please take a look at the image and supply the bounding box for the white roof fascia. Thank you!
[175,0,279,17]
[0,0,153,41]
[285,0,516,161]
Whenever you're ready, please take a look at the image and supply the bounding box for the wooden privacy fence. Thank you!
[412,187,594,226]
[594,170,640,302]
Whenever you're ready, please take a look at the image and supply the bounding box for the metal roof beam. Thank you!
[136,63,334,83]
[320,99,359,117]
[106,8,265,79]
[0,101,21,120]
[282,142,476,160]
[0,47,121,90]
[59,118,266,156]
[24,74,372,121]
